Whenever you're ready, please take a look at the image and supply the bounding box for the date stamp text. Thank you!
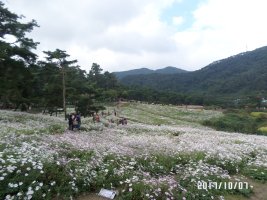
[197,181,249,190]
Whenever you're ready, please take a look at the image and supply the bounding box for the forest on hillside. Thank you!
[119,46,267,106]
[1,1,265,115]
[0,2,211,114]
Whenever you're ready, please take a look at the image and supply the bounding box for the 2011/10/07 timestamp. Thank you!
[197,181,249,190]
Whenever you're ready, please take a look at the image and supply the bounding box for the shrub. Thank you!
[257,127,267,135]
[202,110,259,134]
[250,112,267,119]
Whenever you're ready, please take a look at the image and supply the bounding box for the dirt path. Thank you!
[225,179,267,200]
[76,193,110,200]
[249,180,267,200]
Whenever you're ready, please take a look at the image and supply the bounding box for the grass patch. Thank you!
[202,110,267,135]
[250,112,267,118]
[242,166,267,182]
[47,124,65,134]
[257,126,267,135]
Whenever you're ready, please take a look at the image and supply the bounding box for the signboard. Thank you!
[98,189,116,199]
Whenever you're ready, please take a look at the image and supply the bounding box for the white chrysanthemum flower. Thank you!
[26,190,34,195]
[17,192,22,196]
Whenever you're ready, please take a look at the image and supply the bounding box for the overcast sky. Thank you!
[3,0,267,72]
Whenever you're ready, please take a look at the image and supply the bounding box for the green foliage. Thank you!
[0,138,260,200]
[59,148,94,161]
[47,124,65,134]
[119,46,267,98]
[75,94,105,117]
[0,2,39,109]
[0,2,121,115]
[0,154,69,199]
[202,110,263,134]
[250,112,267,118]
[206,156,246,175]
[135,152,206,176]
[15,129,36,135]
[242,167,267,182]
[126,86,186,104]
[118,182,152,200]
[257,127,267,135]
[251,113,267,135]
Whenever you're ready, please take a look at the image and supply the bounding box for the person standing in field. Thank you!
[93,113,100,123]
[72,113,79,130]
[95,113,100,122]
[68,113,73,130]
[76,113,81,130]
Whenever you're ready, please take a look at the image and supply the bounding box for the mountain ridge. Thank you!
[113,66,188,79]
[118,46,267,96]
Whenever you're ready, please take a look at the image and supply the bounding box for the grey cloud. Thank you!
[4,0,194,71]
[92,33,177,54]
[6,0,144,41]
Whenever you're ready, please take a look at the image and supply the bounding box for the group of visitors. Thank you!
[92,111,128,126]
[118,118,127,125]
[68,113,81,131]
[68,110,128,130]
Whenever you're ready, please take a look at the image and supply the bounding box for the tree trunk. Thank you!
[14,103,21,111]
[62,65,67,119]
[43,105,47,114]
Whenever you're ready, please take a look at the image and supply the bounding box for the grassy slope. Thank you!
[110,102,223,126]
[203,110,267,135]
[1,104,267,200]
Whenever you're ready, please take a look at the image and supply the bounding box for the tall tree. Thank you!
[103,71,118,89]
[88,63,104,86]
[43,49,77,118]
[0,2,39,109]
[36,61,63,112]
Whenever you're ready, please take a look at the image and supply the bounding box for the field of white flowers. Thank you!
[1,103,267,200]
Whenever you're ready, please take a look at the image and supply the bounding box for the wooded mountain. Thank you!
[119,46,267,96]
[113,66,188,79]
